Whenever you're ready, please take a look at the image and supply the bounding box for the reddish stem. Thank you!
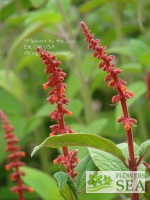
[114,76,139,200]
[57,104,69,158]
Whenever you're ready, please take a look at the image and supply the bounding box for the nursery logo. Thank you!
[86,171,145,193]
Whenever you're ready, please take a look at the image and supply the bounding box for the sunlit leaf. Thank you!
[31,134,126,162]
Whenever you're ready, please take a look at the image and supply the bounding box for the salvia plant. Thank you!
[1,22,150,200]
[0,110,33,200]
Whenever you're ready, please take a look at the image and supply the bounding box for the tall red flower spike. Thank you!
[80,22,139,200]
[0,110,33,200]
[37,48,79,181]
[146,71,150,109]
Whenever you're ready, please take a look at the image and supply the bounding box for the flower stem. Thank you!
[57,104,69,158]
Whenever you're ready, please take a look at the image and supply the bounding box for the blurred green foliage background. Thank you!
[0,0,150,199]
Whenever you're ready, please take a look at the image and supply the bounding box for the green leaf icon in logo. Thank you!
[88,172,102,186]
[103,175,112,185]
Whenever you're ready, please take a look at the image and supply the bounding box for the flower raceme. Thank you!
[80,22,137,131]
[0,110,33,200]
[37,48,79,181]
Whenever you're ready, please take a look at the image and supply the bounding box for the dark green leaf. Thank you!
[31,134,126,162]
[144,180,150,200]
[54,172,78,200]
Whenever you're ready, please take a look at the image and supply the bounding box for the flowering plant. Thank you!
[30,22,150,200]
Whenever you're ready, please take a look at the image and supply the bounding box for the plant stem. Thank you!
[113,76,139,200]
[56,0,94,123]
[57,104,69,158]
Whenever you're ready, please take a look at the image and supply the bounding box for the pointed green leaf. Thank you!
[139,140,150,157]
[75,155,98,192]
[54,172,78,200]
[31,133,126,162]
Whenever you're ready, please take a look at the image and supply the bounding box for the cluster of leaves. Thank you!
[0,0,150,200]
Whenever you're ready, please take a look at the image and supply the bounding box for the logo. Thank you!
[86,171,145,193]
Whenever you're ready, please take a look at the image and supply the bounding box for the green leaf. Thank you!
[26,11,62,24]
[120,63,142,73]
[121,143,146,171]
[6,23,43,68]
[75,155,98,192]
[31,133,126,162]
[107,46,131,56]
[66,74,79,98]
[115,81,146,128]
[22,167,63,200]
[84,119,108,134]
[34,103,55,118]
[117,142,145,171]
[129,39,150,61]
[89,148,127,171]
[54,172,78,200]
[0,88,23,114]
[79,0,136,13]
[0,70,25,104]
[15,55,39,72]
[139,140,150,157]
[29,0,45,7]
[89,143,146,171]
[66,99,83,117]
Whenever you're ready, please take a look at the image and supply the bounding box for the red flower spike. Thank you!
[0,109,33,200]
[37,48,78,181]
[81,23,139,194]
